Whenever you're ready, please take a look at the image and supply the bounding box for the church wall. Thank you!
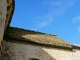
[2,40,80,60]
[0,0,7,56]
[72,49,80,60]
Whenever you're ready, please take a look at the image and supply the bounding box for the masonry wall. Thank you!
[0,0,7,42]
[72,49,80,59]
[0,0,7,56]
[2,40,80,60]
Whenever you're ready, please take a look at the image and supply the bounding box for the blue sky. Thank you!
[11,0,80,45]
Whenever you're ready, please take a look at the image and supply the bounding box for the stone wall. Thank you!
[72,49,80,59]
[0,0,7,56]
[2,40,80,60]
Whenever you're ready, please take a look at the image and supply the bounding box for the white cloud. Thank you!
[73,44,80,46]
[45,0,75,16]
[45,0,61,6]
[32,14,53,30]
[78,26,80,33]
[72,16,80,33]
[32,0,75,30]
[73,16,80,23]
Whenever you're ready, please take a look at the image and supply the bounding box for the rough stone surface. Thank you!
[5,0,15,31]
[0,0,14,57]
[0,0,7,56]
[4,27,72,49]
[2,40,80,60]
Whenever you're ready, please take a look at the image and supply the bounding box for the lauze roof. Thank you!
[4,27,73,49]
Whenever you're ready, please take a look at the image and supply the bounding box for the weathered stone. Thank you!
[0,0,15,56]
[2,40,80,60]
[5,0,15,31]
[0,0,7,56]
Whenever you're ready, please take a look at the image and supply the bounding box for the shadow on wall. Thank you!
[4,27,48,44]
[2,40,56,60]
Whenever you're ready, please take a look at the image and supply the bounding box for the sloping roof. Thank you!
[4,27,72,49]
[71,45,80,49]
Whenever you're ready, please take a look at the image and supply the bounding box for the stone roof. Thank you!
[4,27,73,49]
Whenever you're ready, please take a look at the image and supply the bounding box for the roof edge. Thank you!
[72,45,80,49]
[3,35,72,50]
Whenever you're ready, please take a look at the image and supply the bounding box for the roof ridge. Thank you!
[8,27,54,35]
